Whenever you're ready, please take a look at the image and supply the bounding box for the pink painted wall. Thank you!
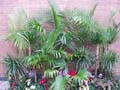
[0,0,120,76]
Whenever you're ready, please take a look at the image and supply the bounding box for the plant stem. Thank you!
[28,46,31,56]
[95,44,100,76]
[96,44,99,60]
[76,58,81,72]
[33,66,37,83]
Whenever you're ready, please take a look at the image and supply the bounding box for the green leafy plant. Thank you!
[74,47,95,71]
[44,69,59,78]
[101,51,118,78]
[7,10,30,52]
[5,55,25,81]
[6,0,120,90]
[49,69,90,90]
[50,76,67,90]
[105,28,118,44]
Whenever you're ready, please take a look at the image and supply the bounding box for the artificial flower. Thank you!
[68,70,77,77]
[30,85,36,89]
[11,82,16,88]
[44,83,49,90]
[39,79,47,84]
[59,69,68,76]
[98,73,103,79]
[25,87,30,90]
[26,79,31,86]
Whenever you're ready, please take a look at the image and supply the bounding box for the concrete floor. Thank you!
[0,81,9,90]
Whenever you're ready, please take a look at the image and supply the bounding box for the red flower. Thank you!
[39,79,47,84]
[89,77,94,81]
[69,70,77,77]
[44,83,49,90]
[11,82,16,88]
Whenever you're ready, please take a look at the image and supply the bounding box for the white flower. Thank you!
[26,79,31,86]
[27,81,30,86]
[25,87,30,90]
[30,85,36,89]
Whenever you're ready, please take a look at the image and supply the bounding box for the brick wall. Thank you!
[0,0,120,77]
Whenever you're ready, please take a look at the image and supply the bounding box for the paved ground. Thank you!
[0,81,9,90]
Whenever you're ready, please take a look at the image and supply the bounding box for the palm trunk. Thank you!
[28,46,32,56]
[95,44,100,76]
[18,48,23,57]
[33,66,37,83]
[105,44,109,52]
[96,44,99,60]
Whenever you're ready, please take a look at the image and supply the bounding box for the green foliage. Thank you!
[24,4,64,68]
[50,76,67,90]
[89,83,96,90]
[5,55,25,81]
[75,47,95,70]
[90,30,105,44]
[13,76,27,90]
[71,69,91,82]
[13,78,46,90]
[27,19,43,45]
[24,54,41,67]
[91,26,118,45]
[64,6,101,45]
[44,69,59,78]
[48,69,90,90]
[6,0,119,90]
[7,30,30,51]
[101,51,118,76]
[53,59,67,69]
[7,10,30,51]
[105,27,118,44]
[112,80,120,90]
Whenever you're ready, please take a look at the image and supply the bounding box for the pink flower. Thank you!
[11,82,16,88]
[39,79,47,84]
[44,83,49,90]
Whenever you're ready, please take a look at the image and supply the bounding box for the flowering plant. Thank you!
[68,70,77,77]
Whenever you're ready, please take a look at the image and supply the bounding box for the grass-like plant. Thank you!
[5,55,25,81]
[101,51,118,78]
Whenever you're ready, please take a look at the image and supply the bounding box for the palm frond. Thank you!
[4,55,25,81]
[7,9,30,51]
[44,69,59,78]
[53,59,67,69]
[71,69,90,85]
[101,51,118,74]
[50,76,67,90]
[89,3,98,17]
[75,47,95,70]
[105,27,118,44]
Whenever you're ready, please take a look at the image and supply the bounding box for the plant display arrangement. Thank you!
[5,0,120,90]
